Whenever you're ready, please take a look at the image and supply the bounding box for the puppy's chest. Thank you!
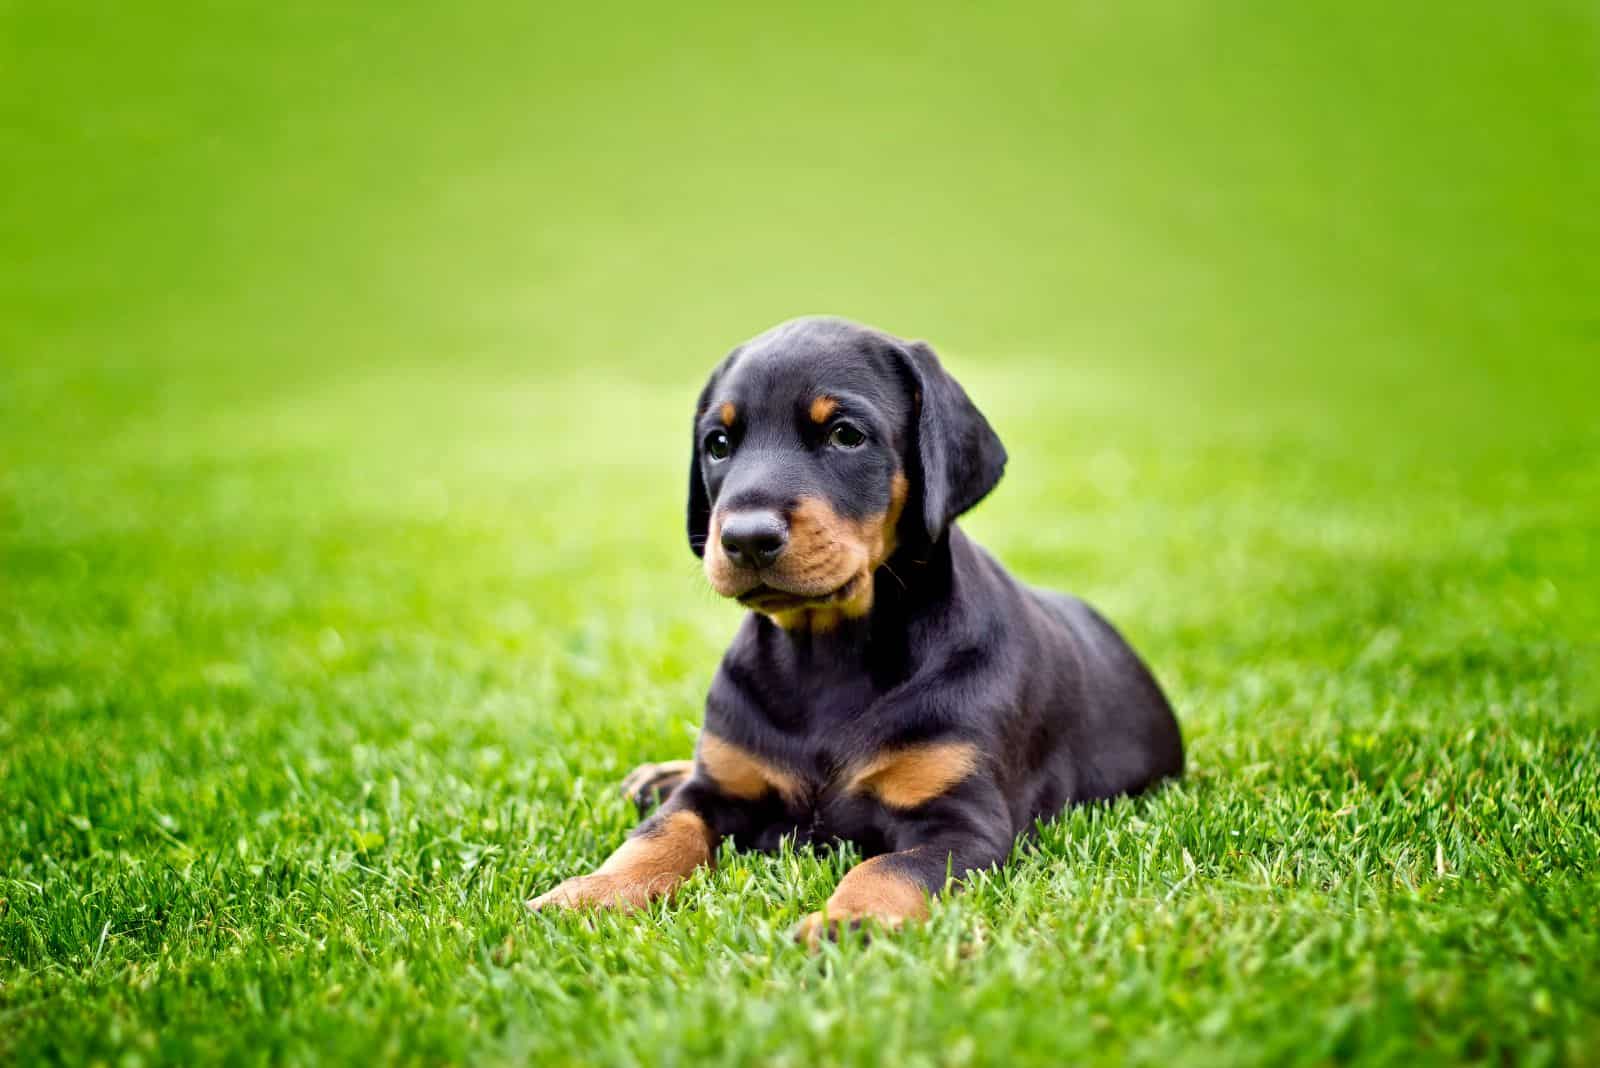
[752,661,883,735]
[747,674,888,784]
[733,739,894,853]
[752,789,888,855]
[702,713,981,854]
[709,646,974,849]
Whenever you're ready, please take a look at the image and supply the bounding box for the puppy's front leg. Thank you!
[794,823,1011,948]
[528,798,715,913]
[531,729,798,913]
[528,756,777,914]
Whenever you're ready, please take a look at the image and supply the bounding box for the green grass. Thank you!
[3,1,1599,1064]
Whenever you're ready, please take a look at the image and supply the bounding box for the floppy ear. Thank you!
[687,353,738,558]
[897,340,1007,544]
[687,380,713,558]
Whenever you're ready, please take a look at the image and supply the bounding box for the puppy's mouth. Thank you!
[735,574,864,611]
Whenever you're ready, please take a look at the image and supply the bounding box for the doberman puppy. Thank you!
[528,317,1184,944]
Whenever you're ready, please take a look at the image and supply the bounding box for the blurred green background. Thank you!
[3,2,1598,1065]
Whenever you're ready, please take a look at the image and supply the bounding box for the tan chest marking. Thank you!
[699,732,804,804]
[844,740,980,809]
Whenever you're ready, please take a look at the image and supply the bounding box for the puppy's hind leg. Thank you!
[620,759,694,816]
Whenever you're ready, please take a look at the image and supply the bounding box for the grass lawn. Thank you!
[3,2,1598,1064]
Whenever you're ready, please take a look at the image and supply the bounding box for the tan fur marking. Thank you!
[704,470,910,635]
[882,470,908,563]
[596,810,710,880]
[620,759,694,792]
[826,855,930,920]
[719,401,736,427]
[794,854,929,948]
[767,571,872,633]
[527,810,712,912]
[809,395,838,423]
[619,759,693,804]
[706,511,724,565]
[845,741,980,809]
[699,733,803,803]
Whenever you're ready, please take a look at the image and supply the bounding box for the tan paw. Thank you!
[619,760,694,815]
[526,872,671,913]
[792,908,907,951]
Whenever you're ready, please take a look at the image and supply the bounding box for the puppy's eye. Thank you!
[704,429,732,461]
[828,423,867,449]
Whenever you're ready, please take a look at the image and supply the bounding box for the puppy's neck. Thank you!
[753,535,954,652]
[758,569,873,636]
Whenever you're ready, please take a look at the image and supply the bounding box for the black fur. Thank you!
[657,317,1182,909]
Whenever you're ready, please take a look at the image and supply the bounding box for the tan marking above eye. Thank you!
[719,401,737,427]
[699,732,804,804]
[844,741,980,808]
[809,396,838,424]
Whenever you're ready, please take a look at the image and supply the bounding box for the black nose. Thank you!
[719,510,788,568]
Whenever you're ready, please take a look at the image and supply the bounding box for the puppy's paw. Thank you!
[792,908,906,951]
[527,873,668,913]
[619,760,694,815]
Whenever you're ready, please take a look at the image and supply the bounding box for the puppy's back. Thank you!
[1032,589,1185,801]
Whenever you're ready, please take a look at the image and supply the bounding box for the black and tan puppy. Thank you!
[529,317,1183,943]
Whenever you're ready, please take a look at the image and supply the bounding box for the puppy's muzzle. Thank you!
[718,509,788,569]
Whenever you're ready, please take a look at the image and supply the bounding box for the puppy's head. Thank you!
[687,317,1005,626]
